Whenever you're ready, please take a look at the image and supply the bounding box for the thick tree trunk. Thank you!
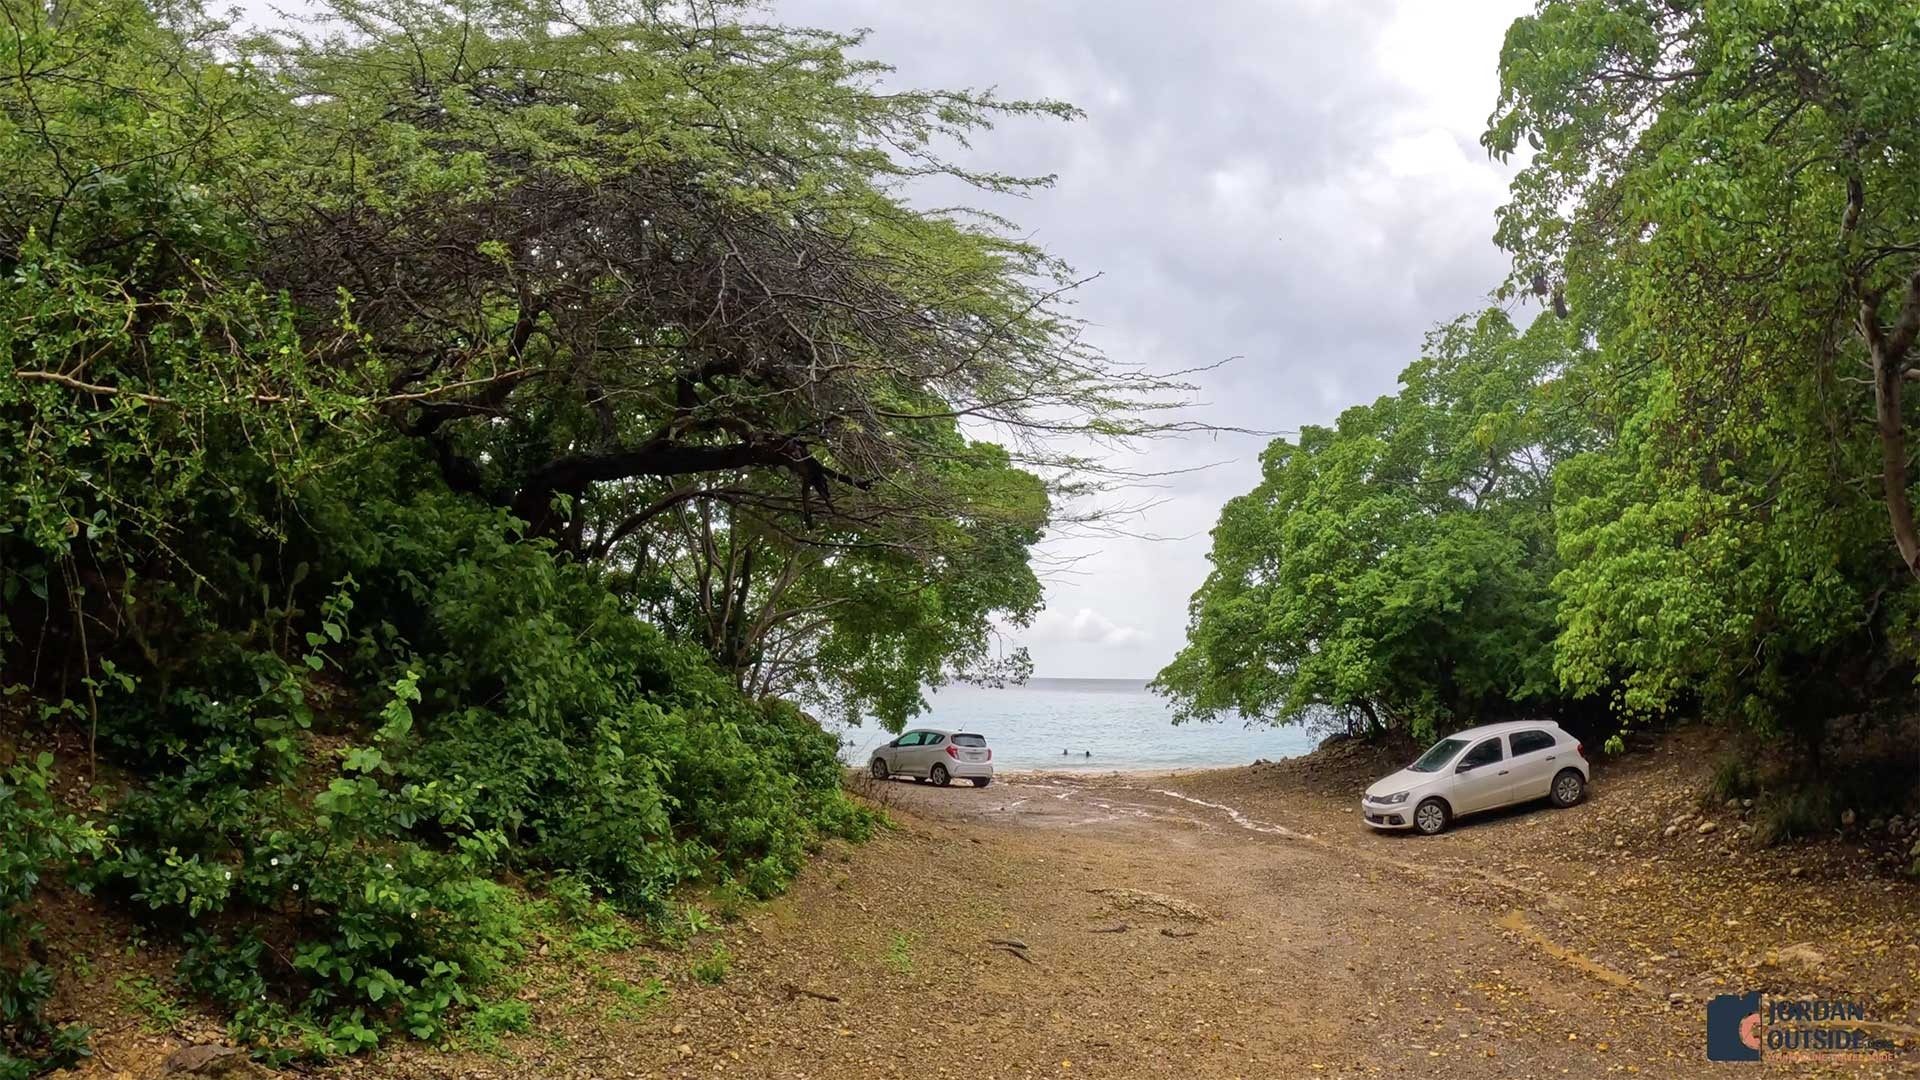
[1871,347,1920,576]
[1863,271,1920,577]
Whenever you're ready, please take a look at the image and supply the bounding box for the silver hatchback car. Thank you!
[1360,720,1589,835]
[869,729,993,787]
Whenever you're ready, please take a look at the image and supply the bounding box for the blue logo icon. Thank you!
[1707,992,1763,1062]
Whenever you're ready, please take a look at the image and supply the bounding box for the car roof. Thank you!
[1437,720,1565,741]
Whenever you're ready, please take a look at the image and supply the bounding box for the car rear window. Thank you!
[951,734,987,747]
[1509,730,1556,755]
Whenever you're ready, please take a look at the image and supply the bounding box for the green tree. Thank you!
[1155,311,1582,740]
[606,435,1047,727]
[1486,0,1920,733]
[0,0,1174,1054]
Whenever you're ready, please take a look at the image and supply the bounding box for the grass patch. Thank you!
[454,998,533,1054]
[689,944,731,985]
[603,974,668,1021]
[885,932,915,975]
[118,975,188,1034]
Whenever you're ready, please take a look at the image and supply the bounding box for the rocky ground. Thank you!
[52,728,1920,1079]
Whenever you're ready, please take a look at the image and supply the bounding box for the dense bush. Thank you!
[1,0,1097,1061]
[14,452,872,1058]
[0,755,104,1078]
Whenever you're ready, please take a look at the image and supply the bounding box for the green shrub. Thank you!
[1705,753,1760,804]
[48,470,868,1057]
[456,998,532,1054]
[1754,786,1841,846]
[0,754,104,1079]
[688,945,731,986]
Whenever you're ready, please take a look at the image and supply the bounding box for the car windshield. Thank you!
[1407,737,1468,773]
[951,734,987,747]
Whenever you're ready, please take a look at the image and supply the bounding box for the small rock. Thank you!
[160,1045,261,1077]
[1774,942,1827,971]
[1696,820,1719,835]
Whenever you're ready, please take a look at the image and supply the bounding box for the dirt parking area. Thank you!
[324,731,1917,1080]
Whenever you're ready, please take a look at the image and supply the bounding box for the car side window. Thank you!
[1509,730,1556,756]
[1459,738,1503,769]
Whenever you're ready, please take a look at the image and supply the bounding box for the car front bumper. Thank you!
[1359,798,1414,829]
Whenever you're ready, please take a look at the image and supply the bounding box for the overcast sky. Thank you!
[769,0,1537,679]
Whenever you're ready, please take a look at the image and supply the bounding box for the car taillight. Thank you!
[945,745,960,759]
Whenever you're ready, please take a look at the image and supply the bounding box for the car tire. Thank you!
[1550,768,1586,808]
[1413,797,1450,836]
[930,764,951,787]
[970,777,991,788]
[870,759,889,781]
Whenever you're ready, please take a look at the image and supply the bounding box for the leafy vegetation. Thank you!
[1156,311,1585,740]
[0,0,1177,1063]
[0,756,103,1078]
[1163,0,1920,823]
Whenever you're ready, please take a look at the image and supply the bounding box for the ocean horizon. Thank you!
[836,676,1318,772]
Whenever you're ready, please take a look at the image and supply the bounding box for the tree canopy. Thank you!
[1155,311,1580,740]
[0,0,1181,1061]
[1,0,1193,719]
[1164,0,1920,754]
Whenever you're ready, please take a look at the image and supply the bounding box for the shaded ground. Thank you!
[54,729,1920,1078]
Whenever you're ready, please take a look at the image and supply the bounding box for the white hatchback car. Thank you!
[869,729,993,787]
[1361,720,1589,835]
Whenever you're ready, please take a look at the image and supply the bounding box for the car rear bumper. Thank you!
[1359,799,1414,829]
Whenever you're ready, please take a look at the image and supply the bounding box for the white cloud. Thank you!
[1023,607,1150,648]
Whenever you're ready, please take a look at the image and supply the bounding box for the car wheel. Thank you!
[1550,768,1586,808]
[870,759,888,781]
[1413,797,1449,836]
[930,764,951,787]
[970,777,991,788]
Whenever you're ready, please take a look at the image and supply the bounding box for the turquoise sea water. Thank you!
[836,677,1317,772]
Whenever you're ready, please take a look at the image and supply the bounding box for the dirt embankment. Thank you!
[51,729,1920,1079]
